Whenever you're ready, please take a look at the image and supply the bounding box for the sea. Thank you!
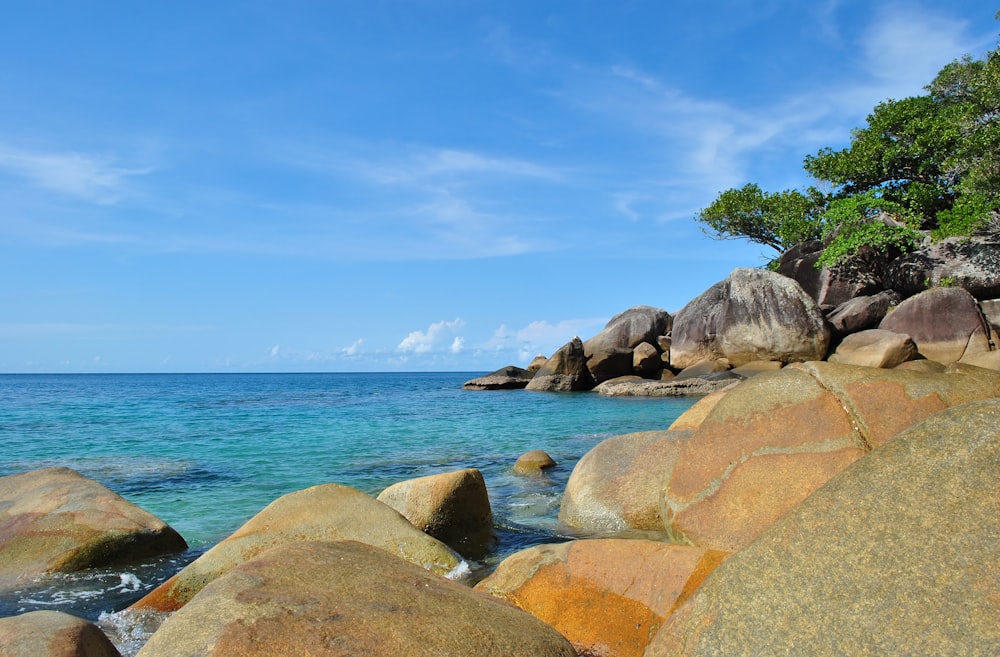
[0,372,694,651]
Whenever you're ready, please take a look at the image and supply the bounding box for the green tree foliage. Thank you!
[696,184,827,253]
[696,34,1000,265]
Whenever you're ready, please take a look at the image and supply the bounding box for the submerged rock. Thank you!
[476,539,727,657]
[512,450,557,475]
[0,467,187,593]
[647,399,1000,657]
[136,540,577,657]
[129,482,463,612]
[0,610,122,657]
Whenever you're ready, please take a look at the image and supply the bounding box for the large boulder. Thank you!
[0,610,122,657]
[462,366,533,390]
[135,540,576,657]
[824,290,899,337]
[827,328,918,368]
[661,361,1000,552]
[0,467,187,593]
[646,399,1000,657]
[878,286,993,363]
[376,468,493,558]
[583,306,671,384]
[476,539,728,657]
[526,337,593,391]
[632,342,662,378]
[775,240,889,308]
[885,231,1000,299]
[559,430,692,532]
[670,268,830,369]
[129,482,463,612]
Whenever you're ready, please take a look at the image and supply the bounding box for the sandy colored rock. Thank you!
[476,539,727,657]
[136,540,576,657]
[130,482,462,612]
[960,349,1000,371]
[879,286,992,363]
[632,341,662,378]
[647,399,1000,657]
[513,450,557,475]
[0,610,122,657]
[728,359,783,378]
[661,361,1000,551]
[672,358,730,382]
[560,430,692,532]
[828,328,918,368]
[0,467,187,593]
[377,468,493,558]
[667,390,730,431]
[527,354,548,372]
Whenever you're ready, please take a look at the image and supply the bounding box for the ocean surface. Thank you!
[0,372,694,649]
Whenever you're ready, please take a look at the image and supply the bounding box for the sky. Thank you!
[1,1,997,373]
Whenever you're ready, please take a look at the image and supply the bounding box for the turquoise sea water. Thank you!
[0,372,694,625]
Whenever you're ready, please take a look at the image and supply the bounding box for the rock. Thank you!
[583,306,672,356]
[559,430,692,532]
[981,298,1000,333]
[476,539,728,657]
[960,349,1000,371]
[526,337,594,392]
[893,359,947,373]
[661,361,1000,552]
[885,231,1000,299]
[513,450,557,475]
[672,358,730,382]
[0,467,187,593]
[825,290,899,337]
[584,306,672,384]
[828,328,918,368]
[670,268,830,369]
[586,347,635,384]
[463,366,533,390]
[646,399,1000,657]
[527,354,548,372]
[729,360,784,378]
[129,482,463,612]
[595,378,738,397]
[667,390,730,431]
[878,286,992,363]
[135,540,576,657]
[775,240,888,308]
[632,341,662,378]
[376,468,493,558]
[0,610,122,657]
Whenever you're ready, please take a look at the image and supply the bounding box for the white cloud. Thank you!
[342,338,364,356]
[397,318,466,354]
[0,145,149,203]
[270,344,280,357]
[450,336,465,354]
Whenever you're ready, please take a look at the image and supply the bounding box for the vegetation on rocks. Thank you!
[697,39,1000,267]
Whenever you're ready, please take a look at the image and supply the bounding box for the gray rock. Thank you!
[463,366,533,390]
[632,341,662,378]
[886,231,1000,299]
[776,240,889,308]
[585,347,634,384]
[526,337,593,392]
[825,290,900,337]
[878,286,992,363]
[647,399,1000,657]
[670,268,830,369]
[583,305,672,356]
[595,377,739,397]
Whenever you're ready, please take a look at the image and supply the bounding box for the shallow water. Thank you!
[0,372,694,649]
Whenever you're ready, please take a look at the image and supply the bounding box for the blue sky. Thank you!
[1,1,996,373]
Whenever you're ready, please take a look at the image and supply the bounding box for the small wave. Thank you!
[98,608,169,657]
[444,560,473,582]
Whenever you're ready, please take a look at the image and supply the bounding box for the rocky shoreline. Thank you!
[2,255,999,656]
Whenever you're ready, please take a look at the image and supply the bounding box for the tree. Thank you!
[696,183,827,254]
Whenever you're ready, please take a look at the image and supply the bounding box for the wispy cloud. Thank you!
[342,338,364,356]
[0,145,150,203]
